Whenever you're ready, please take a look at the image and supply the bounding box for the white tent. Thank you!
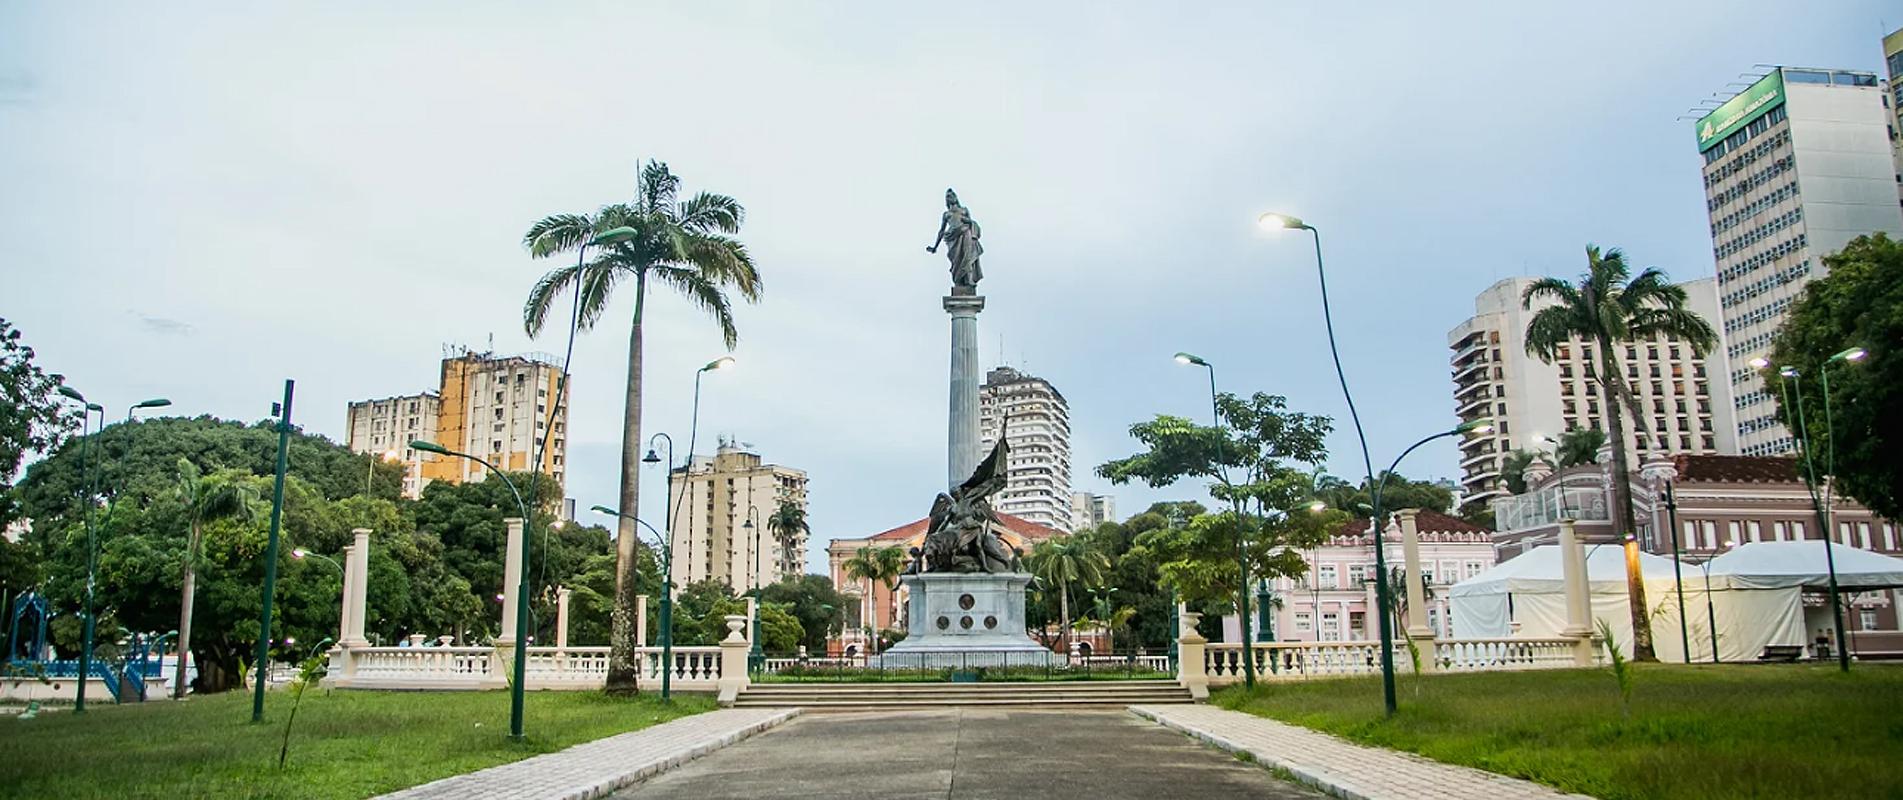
[1449,544,1686,657]
[1707,541,1903,590]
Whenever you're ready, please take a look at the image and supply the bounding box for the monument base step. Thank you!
[732,680,1192,710]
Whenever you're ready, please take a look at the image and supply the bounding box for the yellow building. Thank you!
[418,348,570,490]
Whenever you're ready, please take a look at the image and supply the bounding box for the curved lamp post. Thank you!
[593,504,673,700]
[741,505,765,670]
[642,430,677,700]
[411,439,533,738]
[1172,351,1258,689]
[668,357,735,565]
[55,387,103,713]
[1764,362,1851,672]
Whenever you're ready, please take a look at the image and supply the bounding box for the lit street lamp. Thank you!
[1769,364,1851,672]
[291,548,342,575]
[411,438,533,738]
[1171,351,1257,689]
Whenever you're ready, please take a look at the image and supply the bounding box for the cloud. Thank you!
[128,310,195,336]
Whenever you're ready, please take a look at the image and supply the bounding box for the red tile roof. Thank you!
[1338,509,1489,537]
[1672,455,1801,483]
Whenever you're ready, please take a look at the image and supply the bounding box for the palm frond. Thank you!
[682,233,761,302]
[1521,276,1580,311]
[677,192,745,235]
[650,266,740,348]
[575,257,628,332]
[523,264,584,337]
[523,214,595,259]
[1630,307,1718,356]
[1523,306,1583,363]
[638,161,681,213]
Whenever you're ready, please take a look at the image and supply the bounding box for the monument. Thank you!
[876,189,1054,667]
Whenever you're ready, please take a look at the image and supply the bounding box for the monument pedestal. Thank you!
[875,572,1054,668]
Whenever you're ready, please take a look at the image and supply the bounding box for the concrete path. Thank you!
[613,708,1325,799]
[1131,705,1594,800]
[378,707,799,800]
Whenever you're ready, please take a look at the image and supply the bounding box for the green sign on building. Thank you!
[1696,71,1786,153]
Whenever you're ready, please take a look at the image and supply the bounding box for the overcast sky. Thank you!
[3,2,1895,572]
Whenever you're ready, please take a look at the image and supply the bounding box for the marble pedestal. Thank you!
[874,572,1055,668]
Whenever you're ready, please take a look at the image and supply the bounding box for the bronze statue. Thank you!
[918,435,1019,573]
[926,188,984,290]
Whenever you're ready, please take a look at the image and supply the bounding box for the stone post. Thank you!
[336,543,357,647]
[491,517,525,688]
[944,293,986,486]
[1559,519,1597,665]
[343,528,371,648]
[555,587,572,650]
[636,594,649,648]
[1398,511,1437,672]
[716,614,750,706]
[1176,610,1209,701]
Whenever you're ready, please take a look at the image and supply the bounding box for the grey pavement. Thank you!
[613,708,1325,800]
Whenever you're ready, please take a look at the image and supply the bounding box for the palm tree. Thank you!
[1027,535,1109,659]
[1555,427,1608,468]
[1522,246,1716,661]
[174,459,257,698]
[840,546,906,656]
[766,502,810,582]
[522,161,760,693]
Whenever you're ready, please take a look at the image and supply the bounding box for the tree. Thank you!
[1099,393,1340,647]
[840,546,905,655]
[0,319,77,512]
[1766,233,1903,520]
[521,161,761,694]
[1499,449,1536,495]
[765,502,809,582]
[173,459,258,697]
[759,574,846,654]
[1026,535,1109,656]
[1554,427,1606,468]
[1314,471,1454,514]
[1522,246,1716,661]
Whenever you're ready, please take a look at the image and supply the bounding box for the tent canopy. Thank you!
[1707,541,1903,590]
[1449,543,1681,597]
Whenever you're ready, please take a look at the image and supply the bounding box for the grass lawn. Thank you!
[1212,664,1903,800]
[0,688,713,799]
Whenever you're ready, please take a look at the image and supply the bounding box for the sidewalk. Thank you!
[378,707,799,800]
[1129,705,1593,800]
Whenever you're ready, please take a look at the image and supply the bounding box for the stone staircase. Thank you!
[733,680,1193,711]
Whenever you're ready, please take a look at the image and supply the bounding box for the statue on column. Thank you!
[926,188,984,291]
[916,436,1019,574]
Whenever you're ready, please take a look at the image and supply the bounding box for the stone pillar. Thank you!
[497,518,525,646]
[555,587,572,650]
[1398,511,1432,639]
[1559,519,1596,666]
[716,614,750,706]
[636,594,649,648]
[337,543,357,648]
[1176,610,1209,700]
[343,528,371,648]
[944,293,986,486]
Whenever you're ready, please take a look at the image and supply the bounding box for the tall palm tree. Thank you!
[1555,427,1608,468]
[766,502,809,582]
[1027,535,1109,658]
[840,546,906,656]
[1522,246,1716,661]
[522,161,760,693]
[174,459,257,698]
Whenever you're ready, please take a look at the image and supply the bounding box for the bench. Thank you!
[1758,645,1803,662]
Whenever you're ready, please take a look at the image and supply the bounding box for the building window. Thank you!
[1319,565,1338,589]
[1748,521,1761,542]
[1321,612,1340,641]
[1860,609,1878,631]
[1295,613,1312,631]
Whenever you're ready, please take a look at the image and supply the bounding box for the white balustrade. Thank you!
[330,644,725,691]
[1199,637,1588,687]
[348,647,492,688]
[1434,638,1587,671]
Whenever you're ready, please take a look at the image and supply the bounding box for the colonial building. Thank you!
[670,438,809,592]
[826,513,1062,657]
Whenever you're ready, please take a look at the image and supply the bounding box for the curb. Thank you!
[380,708,802,800]
[1128,705,1377,800]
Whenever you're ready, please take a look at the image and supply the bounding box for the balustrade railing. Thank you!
[351,647,492,681]
[1201,637,1587,686]
[1434,638,1586,671]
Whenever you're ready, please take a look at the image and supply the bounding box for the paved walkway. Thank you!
[1130,705,1594,800]
[613,709,1325,799]
[378,708,799,800]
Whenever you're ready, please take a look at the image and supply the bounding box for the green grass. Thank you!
[1212,664,1903,800]
[0,689,713,799]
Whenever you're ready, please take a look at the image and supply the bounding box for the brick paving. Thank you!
[377,707,799,800]
[1130,705,1595,800]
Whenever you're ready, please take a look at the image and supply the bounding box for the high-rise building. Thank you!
[1447,277,1735,506]
[1070,492,1117,530]
[670,438,809,592]
[1884,29,1903,201]
[978,366,1073,531]
[344,393,439,498]
[419,348,569,489]
[1693,66,1903,456]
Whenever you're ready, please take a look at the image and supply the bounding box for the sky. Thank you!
[3,2,1896,573]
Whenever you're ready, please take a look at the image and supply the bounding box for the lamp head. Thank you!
[1307,500,1327,513]
[1173,352,1208,367]
[132,398,172,410]
[742,519,754,529]
[1455,419,1493,435]
[382,449,400,461]
[1830,346,1867,363]
[642,449,661,464]
[410,439,449,455]
[1257,212,1310,231]
[57,386,85,403]
[590,505,619,517]
[1778,366,1799,379]
[1747,356,1770,369]
[292,548,308,559]
[701,356,736,372]
[86,403,102,412]
[588,226,638,246]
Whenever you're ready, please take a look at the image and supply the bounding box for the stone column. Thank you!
[1559,519,1596,665]
[1398,511,1432,638]
[636,594,649,648]
[497,518,525,646]
[343,528,371,648]
[337,543,357,648]
[716,614,750,706]
[555,587,572,650]
[1176,611,1209,700]
[944,293,987,486]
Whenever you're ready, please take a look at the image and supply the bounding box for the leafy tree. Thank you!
[0,319,77,511]
[758,574,845,654]
[1522,246,1716,662]
[1766,233,1903,520]
[1554,427,1606,468]
[173,459,258,696]
[1499,449,1536,494]
[1026,535,1108,656]
[1314,471,1454,514]
[521,161,761,694]
[840,546,905,655]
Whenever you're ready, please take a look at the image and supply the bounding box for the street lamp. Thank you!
[1771,367,1850,672]
[1259,211,1395,714]
[670,358,734,541]
[127,398,172,422]
[291,548,343,575]
[593,503,673,700]
[1173,351,1258,688]
[742,506,765,670]
[55,386,103,713]
[1695,541,1736,663]
[411,438,534,739]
